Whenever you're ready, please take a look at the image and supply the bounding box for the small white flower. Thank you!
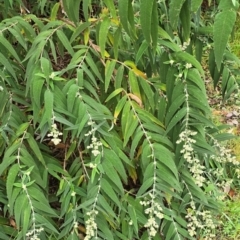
[89,163,97,169]
[49,72,56,79]
[185,63,192,69]
[0,86,3,91]
[88,120,95,126]
[71,191,76,197]
[73,221,78,228]
[178,73,183,78]
[169,60,174,65]
[92,149,100,156]
[52,138,61,145]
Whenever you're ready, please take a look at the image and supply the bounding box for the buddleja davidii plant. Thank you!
[0,112,59,240]
[162,50,240,239]
[19,10,127,239]
[104,78,182,240]
[168,60,219,238]
[0,16,79,239]
[197,0,240,101]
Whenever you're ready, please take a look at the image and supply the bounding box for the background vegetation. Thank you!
[0,0,240,239]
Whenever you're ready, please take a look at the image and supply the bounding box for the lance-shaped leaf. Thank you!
[191,0,203,12]
[99,17,110,58]
[140,0,154,44]
[213,10,236,70]
[169,0,186,29]
[119,0,130,35]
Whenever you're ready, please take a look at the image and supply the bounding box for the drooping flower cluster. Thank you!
[185,63,192,69]
[84,210,98,240]
[235,168,240,178]
[180,40,190,51]
[26,227,44,240]
[210,138,239,165]
[85,120,102,157]
[47,123,63,145]
[186,207,216,239]
[140,194,164,237]
[87,136,102,157]
[176,130,206,187]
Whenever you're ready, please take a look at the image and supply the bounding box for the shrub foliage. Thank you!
[0,0,240,239]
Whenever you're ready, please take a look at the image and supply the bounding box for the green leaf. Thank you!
[129,70,141,100]
[224,76,238,100]
[187,68,205,92]
[121,100,131,135]
[189,109,216,128]
[105,60,116,92]
[102,159,124,194]
[16,122,29,137]
[9,188,21,216]
[151,0,158,49]
[214,133,236,141]
[22,203,31,236]
[27,186,49,205]
[56,30,74,56]
[115,65,124,88]
[104,149,127,184]
[165,107,187,134]
[85,54,103,81]
[105,88,124,102]
[136,40,149,64]
[32,77,45,109]
[213,10,236,70]
[191,0,203,12]
[97,194,116,218]
[101,178,121,207]
[99,17,111,58]
[40,88,53,128]
[26,134,45,165]
[158,27,173,41]
[130,127,144,159]
[134,104,164,128]
[180,0,191,41]
[139,77,155,110]
[137,177,154,196]
[6,164,19,205]
[14,194,28,231]
[50,2,60,21]
[0,142,20,176]
[0,35,21,62]
[219,0,238,10]
[119,0,130,34]
[169,0,186,29]
[165,221,176,240]
[123,113,138,147]
[96,213,115,239]
[35,214,59,234]
[128,205,138,234]
[67,84,79,113]
[0,52,17,80]
[70,22,90,43]
[154,144,179,179]
[143,162,154,182]
[40,57,51,81]
[140,0,154,44]
[32,199,58,217]
[165,95,185,125]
